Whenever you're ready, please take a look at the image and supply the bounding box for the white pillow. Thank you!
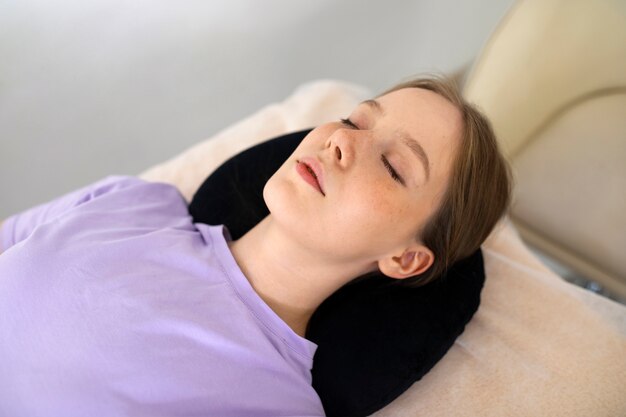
[140,79,626,417]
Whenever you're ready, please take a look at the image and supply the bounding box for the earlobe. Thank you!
[378,246,434,280]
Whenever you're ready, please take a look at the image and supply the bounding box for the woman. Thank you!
[0,76,510,416]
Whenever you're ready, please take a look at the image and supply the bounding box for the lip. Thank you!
[296,157,325,196]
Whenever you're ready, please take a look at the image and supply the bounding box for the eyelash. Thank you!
[339,117,357,129]
[339,118,403,184]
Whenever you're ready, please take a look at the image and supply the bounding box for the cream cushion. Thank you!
[512,95,626,292]
[139,79,626,416]
[463,0,626,296]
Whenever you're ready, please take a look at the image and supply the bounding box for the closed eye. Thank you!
[339,117,358,129]
[339,118,405,185]
[381,155,403,184]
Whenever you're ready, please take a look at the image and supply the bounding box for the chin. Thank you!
[262,176,324,244]
[262,175,298,221]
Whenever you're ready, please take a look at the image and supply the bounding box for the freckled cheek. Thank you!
[334,187,407,229]
[362,179,406,214]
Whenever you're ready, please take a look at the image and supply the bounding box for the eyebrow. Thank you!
[362,99,431,182]
[363,99,384,115]
[399,132,431,182]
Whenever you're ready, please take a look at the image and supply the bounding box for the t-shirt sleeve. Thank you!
[1,176,145,251]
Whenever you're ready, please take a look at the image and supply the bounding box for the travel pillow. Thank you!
[189,129,485,417]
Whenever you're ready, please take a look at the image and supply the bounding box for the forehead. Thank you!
[375,87,463,140]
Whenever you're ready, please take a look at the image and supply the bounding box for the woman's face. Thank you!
[263,87,463,274]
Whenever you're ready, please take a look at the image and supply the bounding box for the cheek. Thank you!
[335,182,410,232]
[356,173,404,214]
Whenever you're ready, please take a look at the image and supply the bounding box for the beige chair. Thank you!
[463,0,626,299]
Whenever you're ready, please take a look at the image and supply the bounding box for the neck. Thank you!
[227,215,372,338]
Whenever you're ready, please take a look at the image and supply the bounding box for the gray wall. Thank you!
[0,0,515,218]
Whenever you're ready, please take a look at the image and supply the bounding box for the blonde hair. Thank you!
[380,75,512,287]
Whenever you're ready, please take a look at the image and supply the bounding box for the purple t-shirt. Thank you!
[0,176,325,417]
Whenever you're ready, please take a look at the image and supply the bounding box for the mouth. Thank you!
[296,158,325,196]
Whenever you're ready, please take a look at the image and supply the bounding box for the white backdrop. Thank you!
[0,0,515,218]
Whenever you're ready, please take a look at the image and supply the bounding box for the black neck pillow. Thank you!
[189,129,485,417]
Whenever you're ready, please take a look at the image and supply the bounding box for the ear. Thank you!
[377,245,434,280]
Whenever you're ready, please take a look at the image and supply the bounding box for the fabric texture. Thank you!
[140,79,626,416]
[189,128,485,416]
[0,176,324,417]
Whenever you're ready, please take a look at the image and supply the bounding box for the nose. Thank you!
[326,128,359,168]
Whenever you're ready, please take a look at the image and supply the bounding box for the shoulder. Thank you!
[87,175,180,198]
[78,176,188,213]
